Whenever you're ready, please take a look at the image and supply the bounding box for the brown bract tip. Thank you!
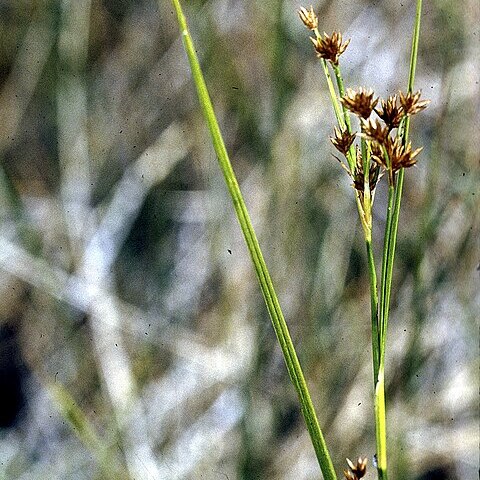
[342,88,378,119]
[344,457,368,480]
[370,140,387,169]
[310,31,350,65]
[298,5,318,30]
[343,469,356,480]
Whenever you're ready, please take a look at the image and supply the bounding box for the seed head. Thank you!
[399,90,430,116]
[370,140,387,169]
[386,136,423,172]
[375,94,404,129]
[360,118,389,143]
[347,457,368,478]
[310,31,350,65]
[341,88,378,119]
[376,136,423,184]
[298,6,318,30]
[352,148,381,195]
[344,457,368,480]
[343,469,356,480]
[330,126,356,156]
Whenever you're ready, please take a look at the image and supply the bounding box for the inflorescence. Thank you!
[299,5,429,199]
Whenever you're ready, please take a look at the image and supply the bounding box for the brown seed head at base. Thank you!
[346,457,368,479]
[298,6,318,30]
[310,31,350,65]
[399,90,430,116]
[330,126,356,156]
[352,148,381,196]
[342,88,378,119]
[375,94,404,129]
[343,469,357,480]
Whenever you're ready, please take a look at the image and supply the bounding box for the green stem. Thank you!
[374,366,388,480]
[332,63,352,133]
[375,183,395,480]
[386,0,423,318]
[170,1,337,478]
[382,0,423,390]
[321,58,345,130]
[366,239,379,381]
[376,2,423,478]
[407,0,423,96]
[361,137,372,225]
[383,169,403,353]
[379,184,395,344]
[329,61,355,171]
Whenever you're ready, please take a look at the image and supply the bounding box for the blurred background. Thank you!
[0,0,478,479]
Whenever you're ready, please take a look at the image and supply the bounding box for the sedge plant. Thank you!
[171,0,428,478]
[299,2,428,478]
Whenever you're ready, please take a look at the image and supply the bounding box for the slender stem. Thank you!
[383,169,403,352]
[385,0,423,322]
[361,137,372,227]
[376,3,423,478]
[407,0,423,96]
[171,1,337,478]
[332,63,352,133]
[374,182,394,480]
[366,239,379,381]
[312,30,345,134]
[379,183,395,342]
[374,366,388,480]
[383,0,423,388]
[329,61,356,171]
[321,59,345,130]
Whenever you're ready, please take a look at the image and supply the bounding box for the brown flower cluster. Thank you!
[331,88,428,187]
[351,148,382,197]
[331,127,356,156]
[375,95,404,129]
[399,90,430,116]
[299,5,428,191]
[310,32,350,65]
[344,457,367,480]
[299,5,350,65]
[298,5,318,30]
[342,88,378,119]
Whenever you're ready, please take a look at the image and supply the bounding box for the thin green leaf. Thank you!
[169,1,337,478]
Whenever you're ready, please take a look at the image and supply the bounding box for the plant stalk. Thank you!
[376,2,423,478]
[170,1,337,478]
[332,63,352,133]
[366,239,379,381]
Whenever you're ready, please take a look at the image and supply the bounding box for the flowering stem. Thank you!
[330,61,357,171]
[366,239,380,381]
[320,60,345,128]
[376,182,394,478]
[374,366,388,480]
[376,2,423,478]
[171,1,337,478]
[332,63,352,133]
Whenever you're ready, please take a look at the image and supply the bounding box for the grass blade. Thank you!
[170,1,337,478]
